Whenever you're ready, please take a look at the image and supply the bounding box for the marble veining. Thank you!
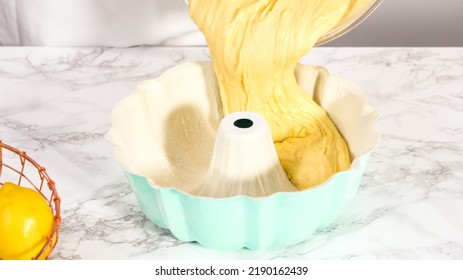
[0,47,462,259]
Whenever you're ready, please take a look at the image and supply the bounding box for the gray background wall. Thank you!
[327,0,463,47]
[0,0,462,47]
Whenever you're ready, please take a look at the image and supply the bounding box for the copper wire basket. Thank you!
[0,140,61,260]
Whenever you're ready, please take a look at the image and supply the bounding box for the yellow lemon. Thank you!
[0,182,55,260]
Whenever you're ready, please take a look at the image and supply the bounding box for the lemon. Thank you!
[0,182,55,260]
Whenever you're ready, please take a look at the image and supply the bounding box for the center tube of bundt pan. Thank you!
[195,111,298,198]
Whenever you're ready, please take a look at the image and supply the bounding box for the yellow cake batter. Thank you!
[189,0,374,189]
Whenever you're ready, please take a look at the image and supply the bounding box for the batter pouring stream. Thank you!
[189,0,373,189]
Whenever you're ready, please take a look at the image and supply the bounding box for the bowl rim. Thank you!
[108,61,381,202]
[184,0,384,47]
[316,0,384,46]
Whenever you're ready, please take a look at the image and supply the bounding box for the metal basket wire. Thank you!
[0,140,61,260]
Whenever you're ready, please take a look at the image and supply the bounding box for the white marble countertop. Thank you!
[1,47,462,259]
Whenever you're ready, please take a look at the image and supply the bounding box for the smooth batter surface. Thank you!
[189,0,374,189]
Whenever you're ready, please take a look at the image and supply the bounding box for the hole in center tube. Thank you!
[234,118,253,129]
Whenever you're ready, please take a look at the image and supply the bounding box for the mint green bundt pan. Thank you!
[125,153,370,250]
[107,62,380,250]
